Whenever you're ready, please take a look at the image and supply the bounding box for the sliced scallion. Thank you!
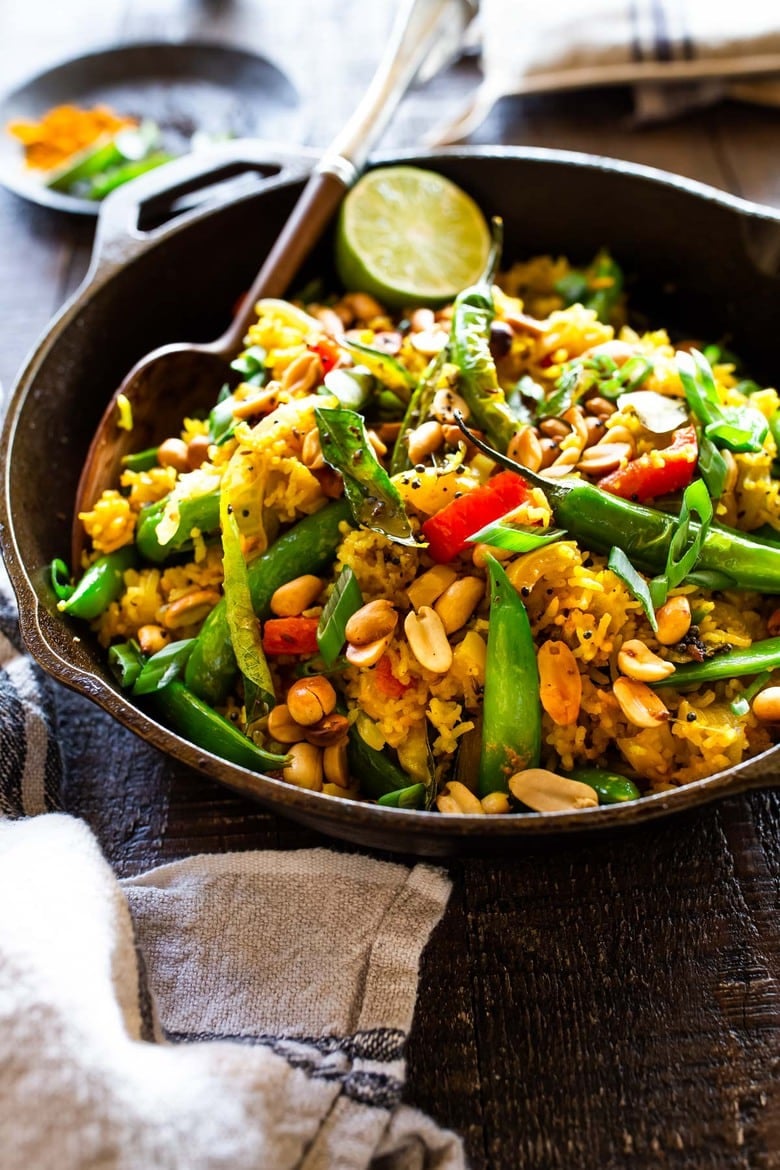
[730,670,772,717]
[317,566,363,667]
[50,558,74,603]
[466,516,566,554]
[608,546,658,632]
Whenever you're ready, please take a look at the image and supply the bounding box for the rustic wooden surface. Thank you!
[2,2,780,1167]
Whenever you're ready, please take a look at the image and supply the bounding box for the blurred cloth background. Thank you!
[435,0,780,140]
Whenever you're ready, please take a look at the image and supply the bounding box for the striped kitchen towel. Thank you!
[0,577,462,1170]
[433,0,780,140]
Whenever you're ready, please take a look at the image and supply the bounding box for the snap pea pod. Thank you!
[146,680,289,773]
[185,499,352,704]
[652,637,780,688]
[377,783,426,809]
[346,723,411,799]
[58,546,136,620]
[449,221,518,453]
[136,488,221,563]
[457,416,780,593]
[568,767,641,804]
[479,555,541,796]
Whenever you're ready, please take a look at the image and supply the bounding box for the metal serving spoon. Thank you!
[72,0,473,564]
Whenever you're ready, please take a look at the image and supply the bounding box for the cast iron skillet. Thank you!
[2,142,780,856]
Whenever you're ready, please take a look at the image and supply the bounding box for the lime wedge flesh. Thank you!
[335,165,491,309]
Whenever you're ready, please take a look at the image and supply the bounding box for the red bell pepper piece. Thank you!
[262,616,320,656]
[374,653,411,699]
[422,470,529,563]
[309,337,341,375]
[598,425,698,504]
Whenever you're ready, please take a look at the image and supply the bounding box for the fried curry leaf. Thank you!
[315,406,416,546]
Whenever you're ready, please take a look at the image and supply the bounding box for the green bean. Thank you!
[146,680,288,772]
[652,637,780,688]
[185,499,352,704]
[568,767,641,804]
[59,546,136,620]
[478,555,541,796]
[136,489,221,563]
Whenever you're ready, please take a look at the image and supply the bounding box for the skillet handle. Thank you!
[88,139,317,280]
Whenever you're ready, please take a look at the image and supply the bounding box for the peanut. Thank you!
[157,437,189,473]
[537,640,582,725]
[267,704,306,744]
[613,677,669,727]
[286,676,337,727]
[509,768,598,812]
[404,606,453,674]
[617,639,676,683]
[345,599,398,646]
[270,574,324,617]
[655,596,692,645]
[407,420,445,465]
[283,742,323,790]
[434,576,484,635]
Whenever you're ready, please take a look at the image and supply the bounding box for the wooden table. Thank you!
[2,3,780,1166]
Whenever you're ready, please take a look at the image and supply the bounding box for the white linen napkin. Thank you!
[0,583,463,1170]
[433,0,780,141]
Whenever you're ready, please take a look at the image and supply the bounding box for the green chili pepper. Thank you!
[146,680,288,772]
[479,555,541,796]
[456,416,780,593]
[652,637,780,688]
[221,505,274,719]
[347,723,411,798]
[568,767,641,804]
[390,349,448,475]
[340,338,415,400]
[185,499,352,704]
[377,783,426,809]
[136,488,221,563]
[449,219,518,453]
[315,406,415,546]
[59,546,136,620]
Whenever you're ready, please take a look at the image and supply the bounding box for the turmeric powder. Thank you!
[7,104,137,171]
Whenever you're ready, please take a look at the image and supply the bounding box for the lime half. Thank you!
[335,165,491,309]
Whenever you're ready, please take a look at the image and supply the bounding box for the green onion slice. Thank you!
[317,567,363,667]
[697,434,729,499]
[132,638,195,696]
[608,547,658,632]
[108,640,145,689]
[730,670,772,717]
[466,515,566,553]
[221,505,274,720]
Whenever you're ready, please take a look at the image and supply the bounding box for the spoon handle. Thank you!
[219,0,461,352]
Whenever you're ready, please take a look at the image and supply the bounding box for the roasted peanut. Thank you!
[431,387,469,426]
[410,308,435,332]
[270,575,324,617]
[345,633,393,668]
[481,791,511,815]
[157,437,190,473]
[602,424,635,447]
[617,639,676,682]
[577,442,633,476]
[367,429,388,458]
[768,608,780,637]
[438,781,484,814]
[537,640,582,725]
[471,542,512,569]
[186,433,212,470]
[751,687,780,723]
[137,624,171,655]
[411,328,449,356]
[371,331,402,354]
[304,712,351,747]
[286,676,337,726]
[502,309,546,337]
[538,437,559,469]
[313,306,345,336]
[655,595,692,645]
[407,420,445,464]
[407,565,457,611]
[434,576,484,635]
[585,395,617,420]
[436,793,461,814]
[281,350,323,395]
[584,416,606,447]
[507,425,543,472]
[544,447,581,477]
[343,291,384,320]
[267,704,306,744]
[283,742,323,790]
[539,418,569,441]
[323,738,350,787]
[404,606,453,674]
[613,677,669,727]
[301,428,325,470]
[509,768,598,812]
[232,388,280,419]
[160,588,221,630]
[345,599,398,646]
